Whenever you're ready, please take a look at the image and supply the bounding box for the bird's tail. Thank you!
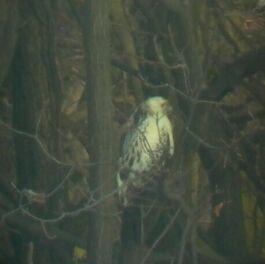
[119,206,141,263]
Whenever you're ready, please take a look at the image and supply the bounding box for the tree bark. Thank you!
[0,0,19,87]
[12,0,62,193]
[10,1,63,262]
[83,1,119,263]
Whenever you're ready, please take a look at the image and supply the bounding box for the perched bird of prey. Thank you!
[117,96,174,206]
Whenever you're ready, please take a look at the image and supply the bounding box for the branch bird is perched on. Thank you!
[117,96,174,206]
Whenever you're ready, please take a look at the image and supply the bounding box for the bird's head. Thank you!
[142,96,172,117]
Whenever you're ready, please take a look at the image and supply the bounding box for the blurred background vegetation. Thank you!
[0,0,265,263]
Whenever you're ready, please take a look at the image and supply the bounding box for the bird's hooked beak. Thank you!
[162,101,172,114]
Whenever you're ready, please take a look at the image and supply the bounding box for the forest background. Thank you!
[0,0,265,263]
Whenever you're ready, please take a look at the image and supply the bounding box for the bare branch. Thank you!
[141,209,181,264]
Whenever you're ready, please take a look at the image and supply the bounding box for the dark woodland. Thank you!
[0,0,265,263]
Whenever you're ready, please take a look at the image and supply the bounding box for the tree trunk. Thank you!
[83,0,119,263]
[10,1,63,262]
[0,0,19,87]
[12,0,61,193]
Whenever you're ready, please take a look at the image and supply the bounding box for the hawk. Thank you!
[117,96,174,206]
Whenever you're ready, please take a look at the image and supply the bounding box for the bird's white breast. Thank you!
[134,115,173,167]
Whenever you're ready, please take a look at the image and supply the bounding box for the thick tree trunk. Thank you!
[10,1,63,262]
[83,1,119,263]
[0,0,18,87]
[0,0,19,220]
[12,1,61,192]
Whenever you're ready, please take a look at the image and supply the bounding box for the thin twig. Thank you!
[140,209,181,264]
